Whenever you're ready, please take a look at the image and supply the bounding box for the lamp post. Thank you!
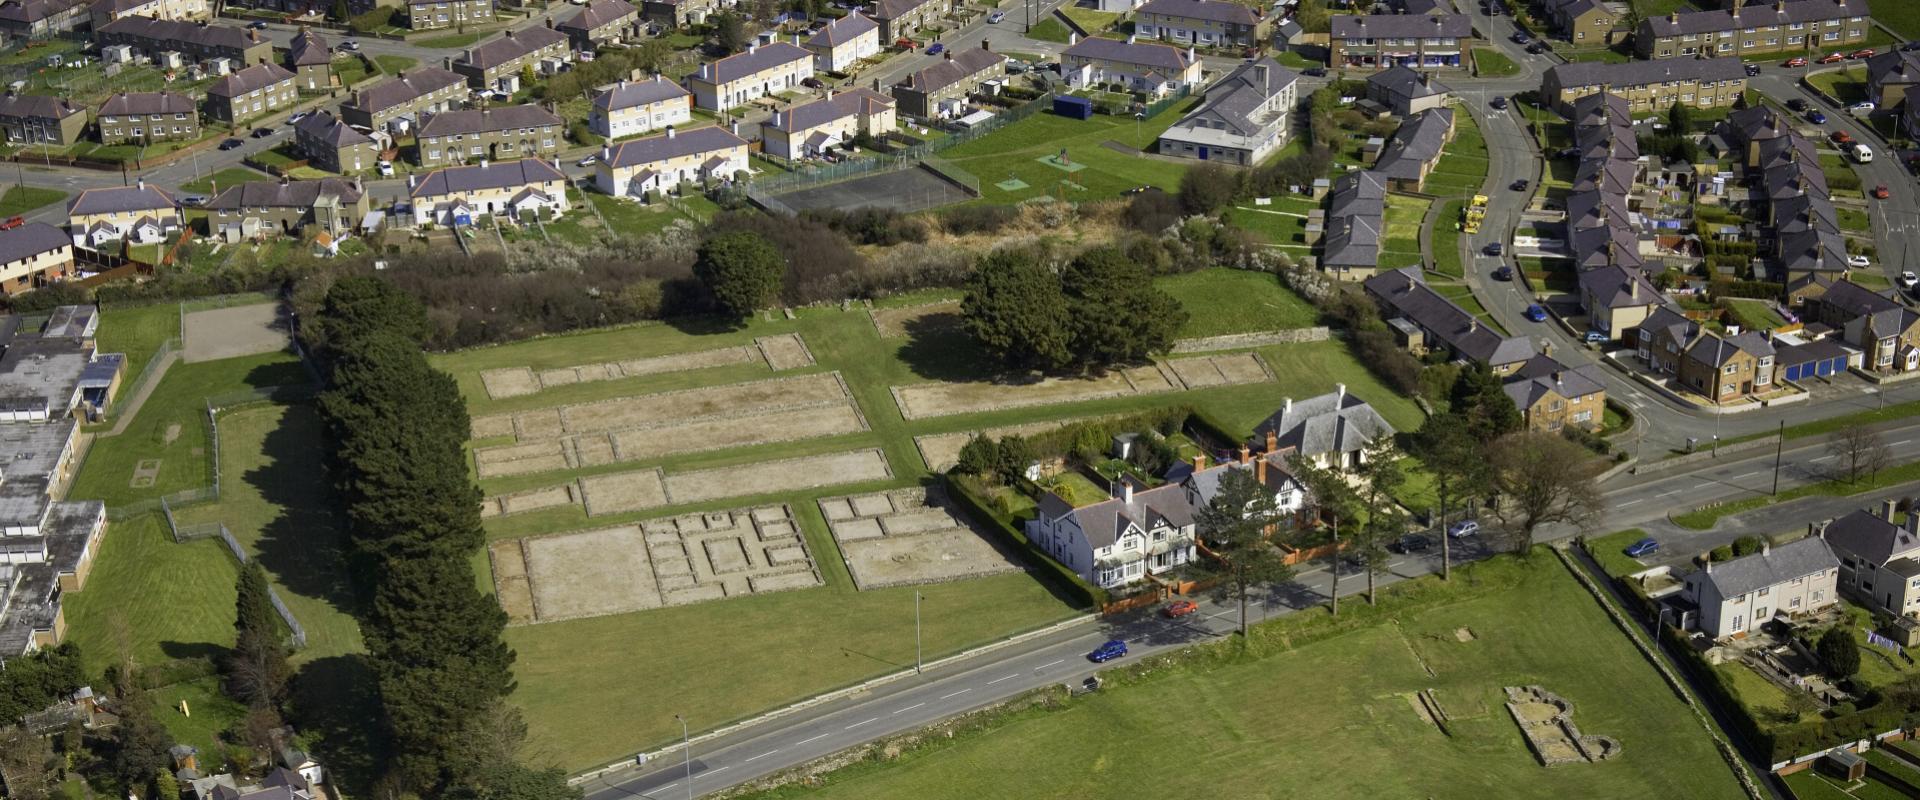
[675,714,692,800]
[914,590,923,673]
[1771,419,1784,495]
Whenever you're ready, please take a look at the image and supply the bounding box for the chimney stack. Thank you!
[1122,480,1134,504]
[1193,454,1206,472]
[1283,396,1292,415]
[1885,499,1899,520]
[1256,456,1268,484]
[1266,429,1278,454]
[1069,32,1077,45]
[1336,383,1346,403]
[1238,446,1251,465]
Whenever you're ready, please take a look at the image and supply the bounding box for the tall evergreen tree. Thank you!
[960,249,1073,373]
[1059,247,1187,368]
[1194,467,1292,636]
[228,561,290,709]
[1410,412,1487,581]
[694,231,785,321]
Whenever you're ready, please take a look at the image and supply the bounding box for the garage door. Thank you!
[1785,363,1805,381]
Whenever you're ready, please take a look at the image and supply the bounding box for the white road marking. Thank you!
[706,767,728,774]
[845,718,877,729]
[745,751,776,762]
[1207,609,1235,620]
[1733,471,1762,479]
[1037,659,1064,669]
[1812,455,1837,462]
[1618,498,1645,507]
[796,733,830,746]
[1656,489,1684,498]
[986,674,1018,685]
[939,689,971,700]
[893,703,925,714]
[656,782,677,792]
[1894,440,1913,447]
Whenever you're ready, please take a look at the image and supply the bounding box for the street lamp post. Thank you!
[1771,419,1784,495]
[675,714,693,800]
[914,590,923,673]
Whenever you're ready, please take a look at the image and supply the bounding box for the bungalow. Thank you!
[762,88,894,160]
[868,0,947,41]
[339,67,467,132]
[0,95,86,147]
[1132,0,1270,49]
[1824,501,1920,617]
[293,111,383,175]
[1683,535,1839,639]
[204,178,370,239]
[407,158,570,226]
[593,125,748,198]
[1156,56,1297,166]
[414,104,563,167]
[804,13,880,73]
[589,76,692,140]
[0,222,73,296]
[1370,106,1453,192]
[204,62,297,124]
[449,25,570,91]
[285,27,331,93]
[1502,354,1606,432]
[1364,266,1537,375]
[556,0,639,49]
[1319,170,1385,281]
[890,45,1002,119]
[1060,35,1202,97]
[1251,385,1395,471]
[686,42,814,111]
[95,92,197,145]
[65,183,180,248]
[1329,13,1473,71]
[1365,65,1449,116]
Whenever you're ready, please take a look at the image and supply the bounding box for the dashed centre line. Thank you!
[796,733,830,746]
[986,674,1018,685]
[845,718,877,730]
[894,703,926,714]
[745,751,777,762]
[939,689,971,700]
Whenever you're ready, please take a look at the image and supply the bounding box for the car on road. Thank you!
[250,126,275,138]
[1819,53,1846,64]
[1393,534,1433,554]
[575,154,598,167]
[1164,599,1198,618]
[288,111,310,124]
[1847,254,1872,268]
[1524,304,1548,322]
[1831,130,1854,145]
[1492,265,1513,281]
[1302,67,1327,77]
[1490,95,1508,110]
[1484,242,1502,256]
[987,10,1004,22]
[1509,31,1529,44]
[339,40,360,51]
[1850,48,1875,59]
[1875,185,1892,199]
[1906,41,1920,52]
[1744,64,1760,76]
[1524,42,1545,54]
[1788,97,1809,111]
[218,137,243,150]
[1785,57,1808,68]
[1850,101,1877,114]
[1624,537,1660,558]
[180,195,208,207]
[0,216,21,230]
[1584,330,1609,344]
[1900,272,1918,290]
[247,19,267,28]
[1447,520,1480,539]
[926,42,944,55]
[1087,639,1128,662]
[1344,551,1370,569]
[1510,178,1529,191]
[1808,110,1828,124]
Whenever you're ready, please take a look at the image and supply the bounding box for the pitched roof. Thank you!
[206,178,364,211]
[1135,0,1257,25]
[895,47,1003,93]
[1643,0,1867,37]
[1371,107,1451,182]
[1504,356,1605,409]
[207,62,294,98]
[286,27,329,67]
[96,91,194,116]
[0,94,82,121]
[456,25,569,71]
[1252,388,1396,458]
[604,125,746,167]
[1331,13,1471,38]
[691,42,810,85]
[417,104,561,138]
[97,16,263,51]
[67,184,176,216]
[1867,50,1920,90]
[870,0,935,21]
[1817,279,1900,320]
[293,110,372,146]
[1367,65,1448,102]
[1547,56,1749,90]
[1363,267,1537,366]
[1063,36,1194,71]
[1170,57,1294,138]
[558,0,636,32]
[1634,304,1697,345]
[1322,170,1385,268]
[1580,264,1660,310]
[346,68,465,115]
[591,76,689,111]
[0,0,84,25]
[1048,455,1299,549]
[806,12,876,48]
[409,158,565,198]
[1824,509,1920,566]
[765,87,892,132]
[1775,337,1850,366]
[1696,536,1838,598]
[0,223,68,265]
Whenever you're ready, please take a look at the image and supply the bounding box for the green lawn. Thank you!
[1425,110,1490,198]
[1382,194,1429,265]
[1838,206,1871,233]
[0,185,65,217]
[179,167,269,196]
[1725,298,1787,331]
[147,677,248,759]
[374,54,419,74]
[1224,199,1315,248]
[416,32,482,48]
[942,99,1198,203]
[1152,269,1318,338]
[332,56,373,89]
[551,189,708,245]
[95,302,180,387]
[1472,47,1520,77]
[1870,0,1920,40]
[1807,66,1869,105]
[65,515,239,675]
[1432,199,1465,278]
[1058,6,1118,33]
[1585,529,1654,578]
[735,555,1748,799]
[1025,17,1072,42]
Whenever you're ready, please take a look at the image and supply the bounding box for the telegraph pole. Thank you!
[1771,419,1784,495]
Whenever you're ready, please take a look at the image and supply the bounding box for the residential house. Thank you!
[1365,65,1449,116]
[1865,49,1920,109]
[1683,535,1839,639]
[1720,106,1846,282]
[450,25,570,90]
[185,767,316,800]
[1329,13,1473,71]
[1319,170,1385,280]
[0,0,88,42]
[1635,0,1869,59]
[407,157,569,225]
[0,94,85,147]
[1502,354,1606,432]
[804,13,879,73]
[204,178,370,239]
[205,62,296,124]
[94,92,197,145]
[1824,501,1920,617]
[1632,306,1779,401]
[1540,57,1751,114]
[686,42,813,111]
[88,0,207,29]
[1370,106,1453,192]
[762,88,894,160]
[293,110,382,175]
[339,67,467,132]
[65,183,180,247]
[639,0,719,27]
[414,104,563,167]
[0,223,73,295]
[1364,267,1537,374]
[1542,0,1615,44]
[1843,302,1920,375]
[1251,385,1396,470]
[589,76,692,140]
[1026,449,1304,589]
[1060,35,1202,97]
[1578,264,1663,339]
[404,0,494,30]
[890,45,1002,119]
[868,0,947,41]
[285,27,331,93]
[1132,0,1271,49]
[95,16,272,65]
[594,125,748,198]
[1156,56,1297,165]
[1804,278,1899,329]
[557,0,639,49]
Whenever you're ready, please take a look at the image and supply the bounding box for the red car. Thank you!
[1164,600,1198,618]
[1785,56,1808,67]
[1851,48,1876,59]
[1820,53,1847,64]
[1831,130,1855,144]
[0,216,23,231]
[1874,185,1892,199]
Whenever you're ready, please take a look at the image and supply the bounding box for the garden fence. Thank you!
[160,509,309,650]
[746,92,1057,197]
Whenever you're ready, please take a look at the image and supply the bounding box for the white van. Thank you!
[1852,143,1874,163]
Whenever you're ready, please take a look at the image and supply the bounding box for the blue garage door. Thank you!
[1817,357,1841,377]
[1785,363,1803,382]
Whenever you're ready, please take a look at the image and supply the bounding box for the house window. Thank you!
[1814,590,1825,601]
[1791,597,1802,609]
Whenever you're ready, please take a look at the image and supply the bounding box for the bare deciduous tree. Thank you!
[1828,422,1892,485]
[0,725,52,800]
[1487,431,1605,552]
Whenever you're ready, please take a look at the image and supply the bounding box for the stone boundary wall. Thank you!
[1169,327,1331,353]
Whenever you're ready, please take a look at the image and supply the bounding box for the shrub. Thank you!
[939,204,1016,236]
[1179,163,1240,216]
[1709,545,1734,562]
[800,207,931,246]
[1732,536,1764,557]
[348,6,396,31]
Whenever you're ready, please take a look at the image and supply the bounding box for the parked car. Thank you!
[1624,537,1660,558]
[987,10,1004,22]
[288,111,310,124]
[1785,57,1808,68]
[1510,178,1529,191]
[926,42,944,55]
[575,154,598,167]
[1393,534,1433,554]
[1447,520,1480,539]
[1788,97,1809,111]
[1490,95,1508,110]
[1900,271,1918,290]
[250,126,275,138]
[377,160,394,176]
[1850,101,1877,114]
[1004,60,1027,74]
[1847,254,1872,268]
[1875,185,1892,199]
[1851,48,1876,59]
[179,196,208,207]
[339,39,360,51]
[1344,551,1370,569]
[218,138,243,150]
[1509,31,1529,44]
[1905,41,1920,52]
[1744,64,1761,76]
[1820,53,1846,64]
[1808,110,1828,124]
[1484,242,1503,256]
[1831,130,1854,145]
[1087,639,1128,663]
[247,19,267,28]
[1164,600,1198,618]
[1525,42,1544,54]
[1584,330,1609,344]
[1491,265,1513,281]
[1524,304,1549,322]
[800,76,824,89]
[1302,67,1327,77]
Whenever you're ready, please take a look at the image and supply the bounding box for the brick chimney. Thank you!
[1256,456,1268,484]
[1265,429,1278,454]
[1238,446,1251,464]
[1192,453,1207,472]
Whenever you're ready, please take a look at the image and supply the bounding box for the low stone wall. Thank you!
[1633,435,1781,477]
[1169,327,1330,353]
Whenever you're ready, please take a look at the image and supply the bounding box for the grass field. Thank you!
[1870,0,1920,39]
[1472,47,1519,77]
[1026,17,1071,42]
[1432,199,1465,278]
[735,555,1749,799]
[1152,269,1318,338]
[0,185,65,217]
[416,32,481,48]
[179,167,270,196]
[1585,529,1655,578]
[1425,109,1490,198]
[1059,6,1118,32]
[1807,66,1869,105]
[374,54,419,73]
[66,515,239,674]
[942,100,1197,204]
[95,302,181,385]
[1382,194,1428,267]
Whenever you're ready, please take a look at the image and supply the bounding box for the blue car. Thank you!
[926,42,944,55]
[1809,110,1828,124]
[1625,537,1660,558]
[1087,639,1128,663]
[1524,304,1549,322]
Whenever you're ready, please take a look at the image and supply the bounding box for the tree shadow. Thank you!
[663,312,749,336]
[895,314,999,383]
[159,641,228,663]
[243,359,315,395]
[243,406,360,621]
[289,654,387,798]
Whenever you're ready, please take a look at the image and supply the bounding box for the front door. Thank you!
[1198,146,1209,160]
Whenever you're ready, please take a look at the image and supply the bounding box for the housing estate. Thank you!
[204,62,297,124]
[890,45,1002,119]
[867,0,946,41]
[1060,35,1201,97]
[0,94,85,147]
[639,0,719,27]
[285,27,331,93]
[686,42,813,111]
[1824,501,1920,617]
[556,0,639,49]
[340,67,467,131]
[0,223,72,296]
[95,16,272,64]
[1131,0,1270,48]
[804,13,879,73]
[1564,91,1650,338]
[1540,57,1751,114]
[1317,169,1385,280]
[204,178,370,240]
[1865,49,1920,109]
[1156,57,1296,166]
[293,110,382,175]
[1370,106,1453,192]
[94,92,197,145]
[65,183,180,249]
[0,0,89,42]
[1579,264,1663,339]
[1502,354,1606,432]
[450,25,570,91]
[1251,386,1395,470]
[1365,65,1448,116]
[1682,535,1839,639]
[1717,106,1845,282]
[1631,306,1779,402]
[1635,0,1869,59]
[594,125,748,198]
[415,105,564,167]
[589,76,692,140]
[761,88,894,160]
[407,158,569,226]
[1363,267,1537,375]
[1329,13,1473,71]
[1800,282,1920,375]
[404,0,494,30]
[89,0,206,29]
[1541,0,1615,44]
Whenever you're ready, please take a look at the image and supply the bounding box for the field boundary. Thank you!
[162,517,309,649]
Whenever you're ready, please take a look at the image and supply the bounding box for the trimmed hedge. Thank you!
[944,473,1108,609]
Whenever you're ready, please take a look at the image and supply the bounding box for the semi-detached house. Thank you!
[762,88,894,160]
[889,45,1002,119]
[0,95,85,147]
[1542,0,1615,44]
[1132,0,1270,49]
[686,42,813,111]
[285,27,332,93]
[1060,34,1201,97]
[340,67,467,132]
[1502,354,1606,432]
[1824,501,1920,618]
[407,158,569,226]
[0,0,90,42]
[0,223,72,296]
[293,111,381,175]
[804,13,879,73]
[64,183,180,248]
[589,76,692,140]
[594,125,748,198]
[450,25,571,91]
[205,62,297,124]
[1683,535,1839,639]
[414,104,563,167]
[1330,13,1473,71]
[404,0,494,30]
[1631,306,1779,402]
[556,0,639,49]
[204,178,370,239]
[867,0,946,41]
[1635,0,1868,59]
[95,91,197,145]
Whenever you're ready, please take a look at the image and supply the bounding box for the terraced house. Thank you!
[405,0,494,30]
[0,223,72,296]
[804,12,879,73]
[1369,106,1452,192]
[0,95,85,147]
[0,0,89,42]
[408,158,569,225]
[94,92,197,144]
[451,25,570,91]
[1329,13,1473,71]
[556,0,639,48]
[867,0,947,41]
[594,125,748,198]
[205,178,371,239]
[1317,170,1385,281]
[589,76,692,140]
[1363,267,1536,375]
[1541,57,1751,114]
[762,88,894,160]
[639,0,719,27]
[415,104,563,167]
[1157,57,1297,165]
[1717,106,1846,282]
[293,111,381,175]
[95,16,272,65]
[1132,0,1270,49]
[1060,35,1201,97]
[1635,0,1869,59]
[64,183,180,247]
[687,42,813,111]
[285,27,331,92]
[88,0,207,29]
[1503,354,1606,432]
[890,45,1002,119]
[205,63,296,124]
[340,67,467,131]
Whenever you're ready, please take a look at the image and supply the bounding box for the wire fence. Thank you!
[161,512,308,649]
[747,92,1058,197]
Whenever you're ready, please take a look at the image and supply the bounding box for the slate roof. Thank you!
[1775,338,1851,367]
[764,87,892,132]
[1169,57,1295,137]
[691,42,809,85]
[0,0,83,25]
[1331,13,1471,39]
[1136,0,1258,25]
[67,184,176,216]
[0,94,82,121]
[207,63,294,98]
[457,26,568,71]
[895,47,1003,93]
[1683,329,1774,368]
[346,68,465,115]
[97,16,263,51]
[205,178,363,211]
[96,91,194,116]
[806,12,876,48]
[286,28,329,67]
[1367,65,1448,104]
[1824,509,1920,566]
[1635,304,1697,346]
[592,76,689,111]
[1867,50,1920,91]
[558,0,636,32]
[1062,36,1194,71]
[1816,280,1899,320]
[1252,388,1396,460]
[603,125,745,167]
[293,110,371,146]
[870,0,936,21]
[1364,267,1537,367]
[1503,356,1606,408]
[0,223,68,265]
[1321,170,1384,268]
[1547,56,1749,90]
[417,104,561,138]
[1696,536,1838,599]
[1371,107,1451,182]
[1643,0,1867,37]
[409,158,564,198]
[1580,264,1661,309]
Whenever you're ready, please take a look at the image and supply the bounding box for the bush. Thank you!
[1124,190,1183,233]
[939,204,1016,236]
[1709,545,1734,562]
[944,473,1107,608]
[1560,424,1612,457]
[1179,163,1240,216]
[706,210,867,305]
[800,207,931,246]
[1712,279,1784,300]
[348,5,396,31]
[1732,535,1764,557]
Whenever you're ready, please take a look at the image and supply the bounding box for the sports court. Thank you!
[774,165,974,213]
